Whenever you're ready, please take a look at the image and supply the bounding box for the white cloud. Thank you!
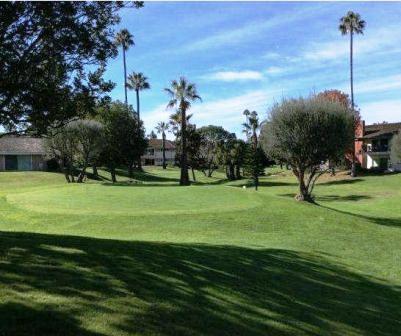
[142,90,274,137]
[356,74,401,94]
[360,99,401,124]
[204,70,263,82]
[300,25,401,63]
[265,66,286,75]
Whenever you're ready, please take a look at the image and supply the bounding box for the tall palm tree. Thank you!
[339,11,365,177]
[127,72,150,121]
[155,121,169,169]
[126,72,150,171]
[165,77,201,186]
[115,29,134,106]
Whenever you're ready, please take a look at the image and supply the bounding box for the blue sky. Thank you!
[105,1,401,138]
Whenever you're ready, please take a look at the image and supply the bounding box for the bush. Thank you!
[261,95,354,201]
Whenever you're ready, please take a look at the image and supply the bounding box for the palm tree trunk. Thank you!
[350,28,357,178]
[350,29,354,109]
[136,88,143,171]
[180,106,190,186]
[136,89,140,120]
[123,48,128,106]
[162,133,166,169]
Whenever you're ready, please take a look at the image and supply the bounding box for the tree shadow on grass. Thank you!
[0,232,400,336]
[0,302,102,336]
[315,194,372,202]
[317,203,401,228]
[317,178,364,186]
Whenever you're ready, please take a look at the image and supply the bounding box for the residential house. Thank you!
[0,136,47,171]
[141,138,176,166]
[355,121,401,171]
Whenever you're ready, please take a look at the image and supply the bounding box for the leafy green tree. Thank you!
[165,77,201,186]
[97,101,147,181]
[155,121,170,169]
[115,29,134,107]
[46,124,79,183]
[261,96,354,201]
[339,11,366,177]
[72,120,104,182]
[46,119,104,183]
[0,2,142,134]
[197,125,234,177]
[390,132,401,168]
[218,138,247,180]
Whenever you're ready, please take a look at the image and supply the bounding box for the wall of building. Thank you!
[32,155,45,171]
[141,148,176,166]
[0,155,4,171]
[0,154,45,171]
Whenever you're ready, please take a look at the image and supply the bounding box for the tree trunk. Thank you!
[69,163,75,183]
[180,105,190,186]
[162,133,166,169]
[229,164,235,180]
[62,165,71,183]
[254,175,259,191]
[235,165,241,180]
[136,89,143,172]
[128,164,134,178]
[77,168,86,183]
[92,164,98,177]
[295,169,312,202]
[191,167,196,182]
[225,166,229,179]
[350,28,357,178]
[123,48,128,107]
[110,166,117,183]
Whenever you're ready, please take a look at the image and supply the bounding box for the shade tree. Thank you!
[46,119,104,183]
[197,125,234,178]
[96,101,147,182]
[261,95,354,202]
[0,2,142,134]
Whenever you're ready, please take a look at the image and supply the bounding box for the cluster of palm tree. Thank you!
[115,29,202,184]
[115,29,151,171]
[113,10,364,183]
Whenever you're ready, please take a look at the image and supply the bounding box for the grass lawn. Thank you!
[0,167,400,335]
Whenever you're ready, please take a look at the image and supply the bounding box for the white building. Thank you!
[356,122,401,171]
[141,139,176,166]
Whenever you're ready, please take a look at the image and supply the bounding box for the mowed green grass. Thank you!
[0,167,400,336]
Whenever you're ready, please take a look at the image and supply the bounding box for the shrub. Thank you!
[261,95,354,201]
